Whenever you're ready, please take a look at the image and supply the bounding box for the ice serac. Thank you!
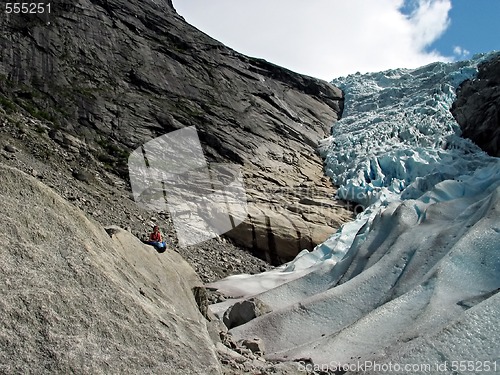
[452,53,500,157]
[210,53,500,373]
[0,0,352,263]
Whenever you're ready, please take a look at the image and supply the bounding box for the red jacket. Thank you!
[150,231,162,242]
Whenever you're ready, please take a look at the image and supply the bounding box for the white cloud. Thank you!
[453,45,470,58]
[407,0,451,48]
[173,0,453,80]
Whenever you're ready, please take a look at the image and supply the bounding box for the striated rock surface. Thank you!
[0,110,273,283]
[0,0,352,263]
[0,163,221,374]
[452,53,500,157]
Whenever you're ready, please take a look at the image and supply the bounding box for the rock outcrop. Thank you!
[223,298,272,329]
[0,163,221,374]
[0,0,352,263]
[452,53,500,157]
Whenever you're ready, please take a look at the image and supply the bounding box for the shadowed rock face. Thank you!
[0,0,352,262]
[452,54,500,157]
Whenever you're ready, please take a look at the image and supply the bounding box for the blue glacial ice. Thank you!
[321,56,490,207]
[209,52,500,372]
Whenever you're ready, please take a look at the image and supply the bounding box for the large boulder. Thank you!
[223,298,272,329]
[0,163,221,374]
[451,53,500,157]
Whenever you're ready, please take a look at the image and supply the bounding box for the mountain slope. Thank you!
[0,0,352,263]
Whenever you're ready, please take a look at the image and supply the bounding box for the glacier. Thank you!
[209,52,500,373]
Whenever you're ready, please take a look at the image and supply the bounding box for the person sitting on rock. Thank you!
[143,225,167,253]
[149,225,162,242]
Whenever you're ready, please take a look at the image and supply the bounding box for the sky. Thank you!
[173,0,500,81]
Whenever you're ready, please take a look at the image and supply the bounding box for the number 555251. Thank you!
[5,3,51,14]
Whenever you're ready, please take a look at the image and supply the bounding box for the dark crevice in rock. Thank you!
[277,210,306,255]
[265,215,280,266]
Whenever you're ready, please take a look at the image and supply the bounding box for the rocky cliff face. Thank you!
[0,0,352,263]
[452,54,500,157]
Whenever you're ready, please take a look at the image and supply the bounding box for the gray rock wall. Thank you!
[451,53,500,157]
[0,0,353,262]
